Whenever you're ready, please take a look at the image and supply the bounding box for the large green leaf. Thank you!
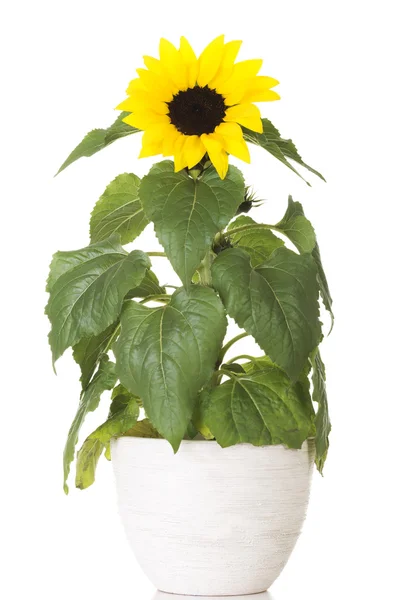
[212,247,321,380]
[243,355,313,415]
[72,323,119,390]
[312,242,334,329]
[122,419,162,439]
[139,160,245,287]
[275,196,316,253]
[276,197,333,326]
[110,383,139,405]
[75,395,140,490]
[56,112,138,175]
[90,173,148,244]
[228,215,284,266]
[46,238,120,293]
[46,235,150,363]
[242,118,325,185]
[125,269,166,299]
[46,234,139,293]
[311,349,331,473]
[203,366,314,448]
[114,285,227,450]
[63,357,117,494]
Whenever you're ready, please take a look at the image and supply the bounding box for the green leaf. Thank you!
[243,355,314,427]
[192,388,215,440]
[46,240,117,293]
[275,196,316,253]
[103,113,137,145]
[139,160,245,287]
[90,173,148,244]
[46,235,150,363]
[185,421,199,440]
[56,112,138,175]
[311,349,331,473]
[203,366,314,449]
[46,234,138,293]
[125,269,166,299]
[228,215,284,266]
[312,242,334,330]
[105,385,142,459]
[276,197,333,327]
[242,355,277,373]
[72,323,119,390]
[75,396,140,490]
[212,247,321,381]
[242,118,325,185]
[111,383,138,403]
[114,285,227,450]
[63,357,117,494]
[221,363,246,374]
[122,418,162,439]
[75,439,104,488]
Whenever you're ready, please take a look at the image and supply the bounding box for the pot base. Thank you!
[154,592,271,600]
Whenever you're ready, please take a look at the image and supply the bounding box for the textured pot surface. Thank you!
[111,438,314,596]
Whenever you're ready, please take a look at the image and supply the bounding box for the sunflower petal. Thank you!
[137,68,176,101]
[159,38,188,90]
[140,123,170,157]
[243,87,281,103]
[239,76,280,103]
[222,40,242,68]
[123,112,170,131]
[209,40,242,89]
[197,35,225,87]
[179,36,198,88]
[162,125,181,156]
[116,98,134,112]
[174,134,188,172]
[232,59,263,80]
[217,59,263,97]
[184,135,206,169]
[126,78,147,94]
[139,143,162,158]
[216,122,251,163]
[224,103,263,133]
[201,133,229,179]
[117,92,169,115]
[223,84,249,107]
[143,55,163,74]
[141,122,170,152]
[225,79,278,106]
[179,36,197,63]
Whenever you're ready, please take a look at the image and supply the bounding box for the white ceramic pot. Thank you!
[111,438,314,596]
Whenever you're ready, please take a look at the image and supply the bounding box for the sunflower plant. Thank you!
[47,36,332,494]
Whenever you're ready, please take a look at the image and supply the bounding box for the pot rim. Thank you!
[111,436,315,447]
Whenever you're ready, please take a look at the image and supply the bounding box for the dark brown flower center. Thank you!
[167,85,226,136]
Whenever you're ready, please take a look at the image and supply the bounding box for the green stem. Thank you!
[210,367,235,387]
[218,332,249,363]
[214,368,235,378]
[225,354,256,364]
[101,324,121,356]
[139,294,171,304]
[147,252,166,257]
[198,250,212,286]
[82,323,121,393]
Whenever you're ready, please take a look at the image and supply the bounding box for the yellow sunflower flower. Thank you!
[117,35,280,179]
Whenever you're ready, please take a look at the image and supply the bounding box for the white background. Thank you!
[1,1,399,599]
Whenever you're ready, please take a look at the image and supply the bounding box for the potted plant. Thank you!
[46,35,332,597]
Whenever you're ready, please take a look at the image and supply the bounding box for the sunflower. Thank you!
[117,35,280,179]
